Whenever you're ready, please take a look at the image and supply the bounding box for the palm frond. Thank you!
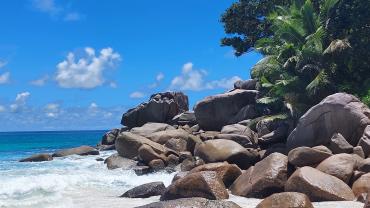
[306,70,330,95]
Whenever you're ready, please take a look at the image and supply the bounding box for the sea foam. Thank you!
[0,151,365,208]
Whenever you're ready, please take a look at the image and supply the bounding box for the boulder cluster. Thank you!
[19,80,370,207]
[107,83,370,207]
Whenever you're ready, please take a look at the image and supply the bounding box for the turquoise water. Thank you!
[0,130,105,168]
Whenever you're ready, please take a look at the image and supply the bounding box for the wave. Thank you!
[0,151,176,208]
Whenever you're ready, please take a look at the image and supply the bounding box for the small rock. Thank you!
[234,79,257,90]
[96,158,104,161]
[358,125,370,157]
[166,154,179,167]
[149,159,165,171]
[164,138,187,152]
[256,192,314,208]
[101,128,120,145]
[354,146,366,158]
[288,146,332,167]
[328,133,353,154]
[134,166,151,175]
[359,158,370,172]
[121,182,166,198]
[19,153,53,162]
[104,153,137,170]
[52,146,99,157]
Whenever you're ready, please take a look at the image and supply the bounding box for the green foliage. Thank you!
[222,0,370,119]
[220,0,290,56]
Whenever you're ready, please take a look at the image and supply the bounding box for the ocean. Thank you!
[0,131,364,208]
[0,131,175,208]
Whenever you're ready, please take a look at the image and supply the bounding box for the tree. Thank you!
[220,0,290,56]
[251,0,339,117]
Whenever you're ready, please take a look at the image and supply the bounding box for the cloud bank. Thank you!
[169,62,241,91]
[55,47,121,89]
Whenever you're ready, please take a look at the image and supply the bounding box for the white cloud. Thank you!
[31,0,61,15]
[109,81,118,88]
[169,62,206,91]
[130,91,145,99]
[156,72,164,82]
[30,75,49,86]
[0,105,5,113]
[45,103,60,118]
[205,76,242,89]
[55,47,121,89]
[0,72,10,84]
[64,12,83,21]
[31,0,84,22]
[169,62,242,91]
[10,92,31,112]
[0,61,7,68]
[89,102,98,109]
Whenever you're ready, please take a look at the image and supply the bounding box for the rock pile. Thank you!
[20,79,370,207]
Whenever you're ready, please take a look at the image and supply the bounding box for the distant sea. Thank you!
[0,131,175,208]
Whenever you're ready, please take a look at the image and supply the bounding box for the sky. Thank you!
[0,0,262,131]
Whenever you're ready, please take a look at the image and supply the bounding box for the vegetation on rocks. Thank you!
[221,0,370,117]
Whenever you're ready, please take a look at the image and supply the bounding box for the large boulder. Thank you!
[147,129,189,144]
[288,146,332,167]
[160,171,229,200]
[230,153,288,198]
[104,153,137,170]
[194,139,259,169]
[285,166,355,201]
[115,132,173,159]
[130,123,175,138]
[194,89,258,130]
[121,92,189,128]
[52,146,99,157]
[256,192,314,208]
[352,173,370,199]
[19,153,53,162]
[189,162,242,187]
[287,93,370,150]
[136,198,241,208]
[121,182,166,198]
[221,124,258,143]
[316,153,357,184]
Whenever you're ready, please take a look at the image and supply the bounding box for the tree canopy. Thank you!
[221,0,370,116]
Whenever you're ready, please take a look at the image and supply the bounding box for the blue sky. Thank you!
[0,0,262,131]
